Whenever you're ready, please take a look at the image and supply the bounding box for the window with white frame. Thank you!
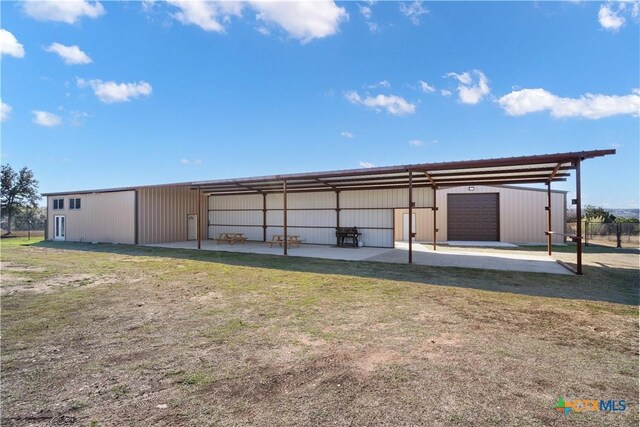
[69,198,81,210]
[52,198,64,210]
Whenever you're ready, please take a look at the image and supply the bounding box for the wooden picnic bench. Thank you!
[215,232,247,245]
[269,234,303,248]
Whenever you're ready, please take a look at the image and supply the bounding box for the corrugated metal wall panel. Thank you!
[47,192,135,244]
[209,211,262,226]
[209,194,262,210]
[266,226,284,240]
[340,188,432,209]
[138,186,200,244]
[359,230,393,247]
[266,210,284,226]
[286,227,335,245]
[288,192,335,209]
[340,209,393,228]
[287,210,335,227]
[267,194,284,210]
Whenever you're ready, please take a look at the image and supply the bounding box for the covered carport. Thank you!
[189,149,615,275]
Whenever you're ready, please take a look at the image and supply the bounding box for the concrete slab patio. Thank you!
[145,240,571,275]
[373,242,570,275]
[147,240,391,261]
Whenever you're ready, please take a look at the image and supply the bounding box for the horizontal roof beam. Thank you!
[427,165,573,178]
[432,172,570,183]
[437,177,567,188]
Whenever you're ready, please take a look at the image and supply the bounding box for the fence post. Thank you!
[616,222,622,248]
[584,220,589,247]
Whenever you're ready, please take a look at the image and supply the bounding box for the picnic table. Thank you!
[215,232,247,245]
[269,234,303,248]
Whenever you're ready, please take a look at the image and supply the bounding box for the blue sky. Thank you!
[1,0,639,208]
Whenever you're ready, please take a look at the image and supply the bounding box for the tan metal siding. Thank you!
[208,194,262,210]
[210,211,262,226]
[340,188,432,208]
[47,192,135,244]
[288,192,335,209]
[266,194,284,210]
[398,186,565,244]
[339,209,393,247]
[394,208,432,241]
[138,186,201,244]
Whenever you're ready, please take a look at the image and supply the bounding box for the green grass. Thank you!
[1,237,638,426]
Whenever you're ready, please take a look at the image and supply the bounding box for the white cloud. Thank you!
[598,2,625,31]
[341,131,354,138]
[445,69,490,104]
[1,100,12,122]
[32,110,62,127]
[0,29,25,58]
[167,1,348,43]
[345,90,416,115]
[252,1,348,43]
[497,88,640,119]
[418,80,436,93]
[440,89,452,97]
[367,80,390,89]
[22,0,105,24]
[69,110,90,126]
[400,1,428,25]
[77,78,153,104]
[45,43,92,65]
[141,0,156,13]
[359,5,372,19]
[409,138,437,147]
[359,161,375,168]
[167,0,243,33]
[180,158,202,165]
[255,25,270,35]
[632,1,640,18]
[367,22,380,33]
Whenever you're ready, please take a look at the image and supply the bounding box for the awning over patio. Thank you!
[189,149,612,195]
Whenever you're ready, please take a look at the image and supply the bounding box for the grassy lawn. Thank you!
[1,238,638,426]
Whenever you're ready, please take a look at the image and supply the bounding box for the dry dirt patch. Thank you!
[1,239,638,426]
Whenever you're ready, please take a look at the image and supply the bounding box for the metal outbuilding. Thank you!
[44,149,615,274]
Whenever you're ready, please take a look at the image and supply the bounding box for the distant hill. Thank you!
[566,208,639,220]
[609,209,640,220]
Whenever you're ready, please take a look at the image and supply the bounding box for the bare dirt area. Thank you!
[1,238,638,426]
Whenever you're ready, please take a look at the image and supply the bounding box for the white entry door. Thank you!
[54,215,66,240]
[402,213,416,241]
[187,214,198,240]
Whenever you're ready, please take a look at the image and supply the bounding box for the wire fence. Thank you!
[566,221,640,248]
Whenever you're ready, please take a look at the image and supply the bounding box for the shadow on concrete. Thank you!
[26,240,640,306]
[480,242,640,255]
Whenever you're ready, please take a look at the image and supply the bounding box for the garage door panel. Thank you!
[448,193,499,241]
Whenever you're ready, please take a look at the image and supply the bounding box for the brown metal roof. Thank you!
[42,149,615,196]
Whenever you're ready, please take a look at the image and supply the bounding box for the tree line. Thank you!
[566,205,639,224]
[1,164,42,235]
